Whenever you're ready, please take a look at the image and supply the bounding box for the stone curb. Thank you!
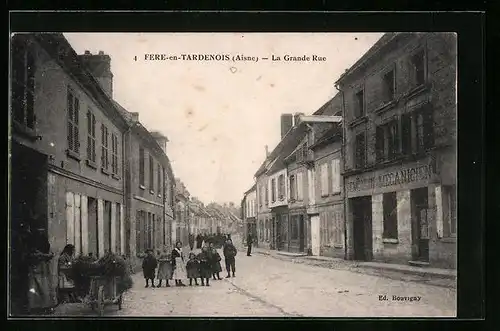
[255,249,456,280]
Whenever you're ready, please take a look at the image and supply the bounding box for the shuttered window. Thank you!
[86,110,96,163]
[67,89,80,154]
[100,124,109,169]
[354,132,366,169]
[289,175,296,201]
[111,134,119,174]
[401,113,412,155]
[139,148,145,186]
[376,126,385,162]
[331,159,341,193]
[297,172,304,200]
[11,36,36,129]
[320,163,329,197]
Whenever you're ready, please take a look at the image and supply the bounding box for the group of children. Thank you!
[142,239,237,288]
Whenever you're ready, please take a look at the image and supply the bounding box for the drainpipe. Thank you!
[335,83,348,261]
[122,123,133,258]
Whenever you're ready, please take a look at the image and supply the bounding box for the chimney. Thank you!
[150,131,169,154]
[78,50,114,98]
[265,145,269,157]
[293,112,305,126]
[280,113,294,139]
[130,112,139,122]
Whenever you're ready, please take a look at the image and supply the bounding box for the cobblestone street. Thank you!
[54,249,456,317]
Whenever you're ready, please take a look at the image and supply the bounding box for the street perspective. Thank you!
[9,32,457,318]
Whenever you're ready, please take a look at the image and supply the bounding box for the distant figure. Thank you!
[223,238,237,278]
[247,233,253,256]
[196,233,203,249]
[188,233,195,251]
[197,245,212,286]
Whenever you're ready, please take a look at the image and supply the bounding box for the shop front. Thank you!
[345,154,455,268]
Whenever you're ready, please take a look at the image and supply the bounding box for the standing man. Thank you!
[196,233,203,249]
[246,233,253,256]
[223,238,237,278]
[188,233,195,251]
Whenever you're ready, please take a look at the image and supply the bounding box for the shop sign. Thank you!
[346,163,435,193]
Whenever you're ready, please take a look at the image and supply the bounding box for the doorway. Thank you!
[351,196,373,261]
[299,215,305,252]
[411,187,430,262]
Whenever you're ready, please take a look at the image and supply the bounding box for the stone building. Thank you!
[337,33,457,268]
[305,95,345,258]
[174,178,190,245]
[10,34,130,314]
[241,184,257,243]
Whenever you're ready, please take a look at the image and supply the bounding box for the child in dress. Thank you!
[209,242,223,280]
[197,246,212,286]
[156,247,173,287]
[142,249,158,288]
[186,252,200,286]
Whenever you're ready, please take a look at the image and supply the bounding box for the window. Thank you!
[320,213,330,246]
[291,216,298,240]
[278,175,285,200]
[401,113,412,155]
[265,184,269,205]
[354,132,366,169]
[331,159,341,193]
[157,164,162,195]
[443,185,456,237]
[259,185,263,206]
[271,178,276,202]
[149,154,154,191]
[415,106,434,152]
[84,111,96,164]
[11,36,36,129]
[297,172,304,200]
[376,120,399,162]
[289,175,296,201]
[354,89,365,118]
[382,69,395,102]
[411,50,426,87]
[383,192,398,239]
[135,210,142,254]
[333,211,343,246]
[67,89,80,154]
[100,124,109,170]
[111,134,119,175]
[139,147,145,186]
[320,163,329,196]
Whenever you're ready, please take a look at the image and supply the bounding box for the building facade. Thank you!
[338,32,457,268]
[174,178,190,245]
[242,185,257,244]
[10,34,180,309]
[10,34,131,314]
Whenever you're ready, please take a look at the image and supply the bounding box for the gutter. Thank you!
[335,83,349,261]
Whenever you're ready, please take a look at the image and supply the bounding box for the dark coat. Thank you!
[186,258,200,278]
[211,250,222,273]
[142,255,157,279]
[223,243,237,259]
[247,234,253,245]
[196,252,212,278]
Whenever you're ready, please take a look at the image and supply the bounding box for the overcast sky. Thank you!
[64,32,383,205]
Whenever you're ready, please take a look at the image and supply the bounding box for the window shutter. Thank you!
[401,113,412,154]
[321,163,328,196]
[297,172,303,200]
[376,126,385,161]
[74,99,80,153]
[423,106,434,148]
[331,159,340,193]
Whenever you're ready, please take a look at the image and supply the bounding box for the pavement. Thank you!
[52,242,456,317]
[250,246,457,287]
